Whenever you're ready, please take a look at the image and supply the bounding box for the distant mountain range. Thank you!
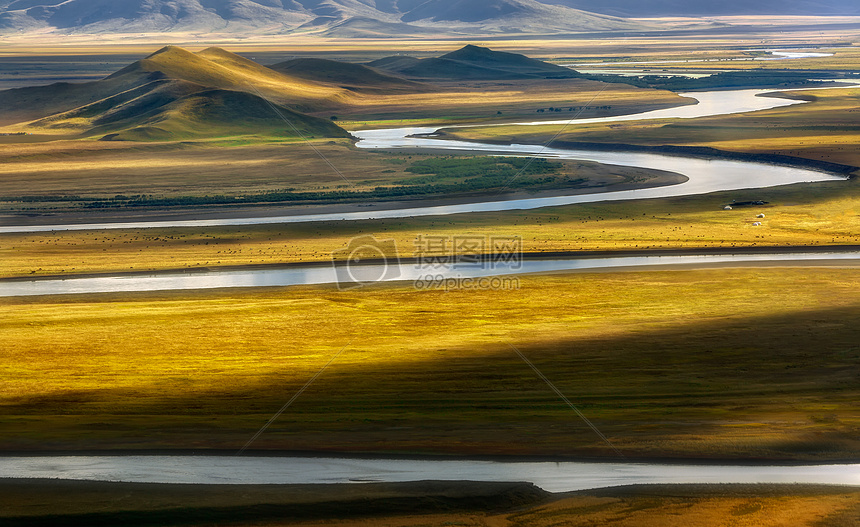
[541,0,860,17]
[3,0,857,37]
[4,0,858,36]
[0,0,639,35]
[4,0,857,35]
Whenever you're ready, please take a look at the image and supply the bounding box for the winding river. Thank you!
[1,456,858,492]
[0,87,851,234]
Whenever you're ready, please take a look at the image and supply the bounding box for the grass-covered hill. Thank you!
[268,57,431,94]
[0,45,378,140]
[89,88,351,142]
[369,44,579,80]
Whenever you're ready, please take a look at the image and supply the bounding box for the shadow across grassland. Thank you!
[0,479,549,527]
[3,290,860,460]
[2,480,859,527]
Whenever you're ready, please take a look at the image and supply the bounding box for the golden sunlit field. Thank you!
[2,176,858,278]
[0,140,675,206]
[3,267,859,458]
[2,481,859,527]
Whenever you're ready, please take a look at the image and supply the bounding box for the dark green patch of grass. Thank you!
[5,156,581,209]
[399,156,560,184]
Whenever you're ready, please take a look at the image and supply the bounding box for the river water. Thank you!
[456,88,808,127]
[0,456,857,492]
[3,250,859,297]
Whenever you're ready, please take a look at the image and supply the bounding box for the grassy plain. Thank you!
[2,267,860,458]
[2,176,858,278]
[0,140,673,205]
[505,485,860,527]
[329,79,692,125]
[2,480,859,527]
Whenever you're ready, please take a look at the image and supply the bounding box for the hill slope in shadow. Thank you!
[268,58,432,93]
[0,46,376,140]
[369,44,580,80]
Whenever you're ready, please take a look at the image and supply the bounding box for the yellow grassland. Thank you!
[2,267,860,458]
[2,176,858,278]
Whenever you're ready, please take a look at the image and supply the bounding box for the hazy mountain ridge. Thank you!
[268,57,431,93]
[540,0,860,17]
[0,0,315,32]
[2,0,858,35]
[0,0,638,35]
